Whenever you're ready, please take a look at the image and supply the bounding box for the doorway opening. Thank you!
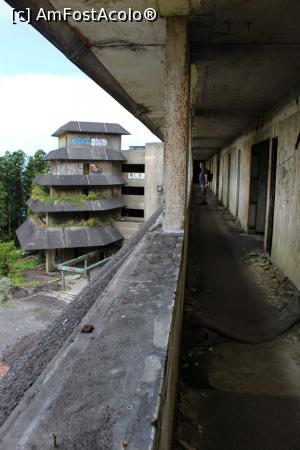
[216,156,220,196]
[221,155,225,203]
[193,160,205,184]
[235,149,241,218]
[227,152,231,207]
[248,139,270,234]
[266,137,278,254]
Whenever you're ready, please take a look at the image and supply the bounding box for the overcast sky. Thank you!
[0,0,161,155]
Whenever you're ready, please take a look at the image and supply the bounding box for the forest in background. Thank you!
[0,150,48,243]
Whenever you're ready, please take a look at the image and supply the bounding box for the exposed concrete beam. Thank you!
[163,17,190,231]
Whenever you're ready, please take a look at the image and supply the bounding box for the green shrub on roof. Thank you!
[30,185,105,204]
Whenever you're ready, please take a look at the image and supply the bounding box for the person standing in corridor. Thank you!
[199,161,209,205]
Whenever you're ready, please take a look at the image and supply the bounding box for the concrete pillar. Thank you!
[45,249,56,272]
[163,17,190,231]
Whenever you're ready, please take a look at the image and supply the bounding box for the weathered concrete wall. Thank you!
[210,88,300,289]
[51,161,83,175]
[122,148,145,164]
[210,155,218,195]
[272,112,300,290]
[144,143,164,221]
[122,194,144,210]
[92,186,121,199]
[114,220,143,240]
[92,161,122,176]
[50,161,122,176]
[62,133,122,150]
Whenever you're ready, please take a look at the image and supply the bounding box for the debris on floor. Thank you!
[244,251,300,310]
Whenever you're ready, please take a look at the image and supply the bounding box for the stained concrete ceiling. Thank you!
[6,0,300,160]
[190,0,300,159]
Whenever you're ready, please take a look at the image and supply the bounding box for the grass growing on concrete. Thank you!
[31,185,106,204]
[80,217,114,227]
[52,218,115,227]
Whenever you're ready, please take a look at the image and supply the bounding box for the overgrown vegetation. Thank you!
[0,241,40,286]
[0,149,48,242]
[80,217,114,227]
[31,215,114,228]
[57,217,114,227]
[31,185,106,204]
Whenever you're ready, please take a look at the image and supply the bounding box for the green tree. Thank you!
[0,180,8,241]
[0,150,26,240]
[0,149,47,242]
[23,149,48,205]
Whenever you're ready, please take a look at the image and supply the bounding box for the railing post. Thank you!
[84,258,90,282]
[61,270,65,290]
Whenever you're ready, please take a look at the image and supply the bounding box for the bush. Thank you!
[0,242,22,277]
[31,184,52,202]
[30,185,105,204]
[0,241,39,286]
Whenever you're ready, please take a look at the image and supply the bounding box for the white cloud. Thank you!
[0,73,161,155]
[0,0,12,22]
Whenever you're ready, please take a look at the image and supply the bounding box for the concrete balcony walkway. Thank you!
[175,187,300,450]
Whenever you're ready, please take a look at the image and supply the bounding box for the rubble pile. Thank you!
[244,252,300,310]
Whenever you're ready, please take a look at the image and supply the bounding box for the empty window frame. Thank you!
[121,186,144,196]
[122,164,145,173]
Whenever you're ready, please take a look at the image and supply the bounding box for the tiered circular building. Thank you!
[17,121,129,271]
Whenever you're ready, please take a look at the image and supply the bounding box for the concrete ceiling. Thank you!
[6,0,300,159]
[191,0,300,159]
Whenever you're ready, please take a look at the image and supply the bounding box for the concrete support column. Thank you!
[163,17,190,231]
[46,249,56,272]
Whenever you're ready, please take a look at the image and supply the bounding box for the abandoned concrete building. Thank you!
[16,124,164,270]
[1,1,300,449]
[119,143,164,238]
[17,121,129,271]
